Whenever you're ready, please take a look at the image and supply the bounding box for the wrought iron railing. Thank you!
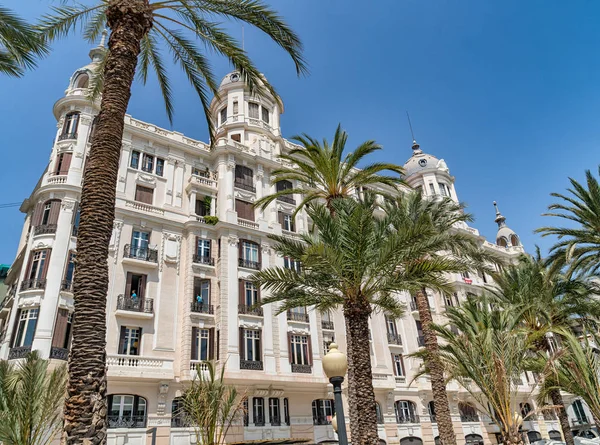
[313,417,331,426]
[396,414,419,424]
[190,302,214,314]
[321,320,334,330]
[238,304,263,316]
[240,360,263,370]
[238,258,260,270]
[20,279,46,291]
[287,311,309,323]
[270,417,281,426]
[117,294,154,313]
[107,414,146,429]
[8,346,31,360]
[50,347,69,361]
[460,414,479,422]
[61,280,73,292]
[193,254,214,266]
[387,332,403,345]
[58,132,78,141]
[291,363,312,373]
[277,195,295,204]
[234,180,256,192]
[253,415,265,427]
[34,224,57,236]
[123,244,158,262]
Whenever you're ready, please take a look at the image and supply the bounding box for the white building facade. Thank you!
[0,41,593,445]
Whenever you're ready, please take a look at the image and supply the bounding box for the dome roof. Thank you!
[403,141,449,178]
[493,201,520,247]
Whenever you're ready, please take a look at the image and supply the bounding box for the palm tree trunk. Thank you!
[550,388,574,445]
[416,288,457,445]
[502,429,525,445]
[62,2,152,444]
[343,300,379,445]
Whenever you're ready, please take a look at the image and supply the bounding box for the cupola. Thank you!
[493,201,520,248]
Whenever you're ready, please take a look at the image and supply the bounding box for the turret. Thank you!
[493,201,521,248]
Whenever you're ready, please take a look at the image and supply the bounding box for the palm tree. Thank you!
[423,297,535,445]
[37,2,305,442]
[0,6,48,77]
[252,193,497,445]
[537,166,600,276]
[490,250,600,445]
[180,361,245,445]
[253,123,405,215]
[0,351,68,445]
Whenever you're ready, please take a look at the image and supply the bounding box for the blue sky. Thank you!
[1,0,599,263]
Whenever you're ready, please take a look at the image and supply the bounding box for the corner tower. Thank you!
[493,201,522,248]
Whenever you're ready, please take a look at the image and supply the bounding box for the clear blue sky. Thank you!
[1,0,599,263]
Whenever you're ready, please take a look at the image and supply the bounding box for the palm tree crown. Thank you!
[254,124,405,214]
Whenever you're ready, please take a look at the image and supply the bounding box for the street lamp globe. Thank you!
[322,343,348,379]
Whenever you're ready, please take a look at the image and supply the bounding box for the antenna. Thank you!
[406,111,416,142]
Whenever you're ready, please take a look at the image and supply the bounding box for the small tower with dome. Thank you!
[493,201,522,249]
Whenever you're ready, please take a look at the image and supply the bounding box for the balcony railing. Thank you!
[20,279,46,291]
[277,195,296,205]
[253,416,265,427]
[123,244,158,262]
[117,294,154,313]
[191,302,214,314]
[8,346,31,360]
[58,132,78,141]
[321,320,334,330]
[313,417,332,426]
[291,363,312,373]
[387,332,403,345]
[238,258,260,270]
[193,254,214,266]
[234,180,256,192]
[50,347,69,361]
[34,224,57,236]
[572,418,590,426]
[460,414,480,422]
[171,416,192,428]
[417,336,425,347]
[238,304,263,316]
[107,415,146,429]
[240,360,263,370]
[287,311,309,323]
[396,414,420,424]
[61,280,73,292]
[270,417,281,427]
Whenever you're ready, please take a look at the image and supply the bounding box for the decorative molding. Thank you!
[61,199,77,212]
[157,382,169,415]
[161,231,182,273]
[269,389,284,398]
[261,243,271,255]
[110,220,124,263]
[74,151,84,159]
[239,318,263,330]
[234,189,255,202]
[118,176,126,183]
[166,189,173,196]
[147,416,169,427]
[287,326,310,335]
[257,164,265,180]
[253,388,270,397]
[228,235,239,246]
[137,173,156,185]
[80,116,92,126]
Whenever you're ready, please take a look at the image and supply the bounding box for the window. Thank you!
[191,327,211,361]
[125,272,147,302]
[323,334,335,355]
[220,107,227,125]
[156,158,165,177]
[130,150,140,169]
[249,102,259,119]
[386,316,398,335]
[242,329,261,362]
[72,204,80,236]
[444,293,458,308]
[234,165,254,191]
[26,249,49,281]
[134,186,153,205]
[312,399,334,425]
[269,398,281,426]
[284,398,290,426]
[12,308,39,347]
[231,133,241,142]
[244,281,259,307]
[253,397,265,426]
[392,353,405,376]
[75,73,89,89]
[395,400,417,423]
[64,251,76,286]
[276,180,293,192]
[52,309,72,350]
[196,238,211,259]
[88,115,98,143]
[376,402,384,424]
[428,183,436,195]
[261,106,270,124]
[62,112,80,138]
[233,101,239,115]
[438,183,449,197]
[290,334,310,365]
[38,199,61,227]
[142,154,154,173]
[42,202,51,225]
[243,398,249,426]
[241,240,260,264]
[283,256,301,272]
[235,199,255,221]
[195,198,209,216]
[573,399,588,424]
[193,278,210,305]
[108,395,147,428]
[278,212,295,232]
[428,401,436,423]
[459,403,479,422]
[520,402,532,418]
[461,271,471,280]
[131,230,150,251]
[54,153,72,175]
[118,326,141,356]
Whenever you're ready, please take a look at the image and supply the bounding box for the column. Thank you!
[261,243,276,373]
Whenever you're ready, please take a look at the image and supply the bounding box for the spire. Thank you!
[493,201,506,228]
[89,29,108,63]
[406,112,422,155]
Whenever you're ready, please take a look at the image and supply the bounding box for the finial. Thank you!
[99,29,108,48]
[493,201,506,228]
[406,112,422,154]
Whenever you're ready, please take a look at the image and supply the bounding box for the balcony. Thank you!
[287,311,309,323]
[387,332,403,345]
[277,195,295,205]
[238,218,259,230]
[8,346,32,360]
[123,244,158,263]
[239,258,260,270]
[238,304,263,317]
[20,279,46,291]
[58,132,78,141]
[291,363,312,373]
[396,414,420,424]
[240,360,263,370]
[571,418,590,427]
[193,254,214,266]
[50,347,69,361]
[460,414,480,422]
[107,354,174,380]
[117,294,154,314]
[234,180,255,192]
[34,224,57,236]
[61,280,73,293]
[190,361,210,379]
[190,302,214,315]
[187,173,217,191]
[321,320,334,330]
[417,336,425,347]
[107,415,146,429]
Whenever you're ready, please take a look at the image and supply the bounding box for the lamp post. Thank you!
[323,343,349,445]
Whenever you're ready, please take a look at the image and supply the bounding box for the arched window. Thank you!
[61,112,80,140]
[400,438,423,445]
[434,437,440,445]
[107,394,147,428]
[428,401,436,423]
[497,237,508,247]
[394,400,418,424]
[459,402,479,422]
[465,434,484,445]
[375,402,384,424]
[510,234,520,247]
[548,431,562,441]
[75,73,89,89]
[527,431,542,443]
[520,402,533,418]
[312,399,334,425]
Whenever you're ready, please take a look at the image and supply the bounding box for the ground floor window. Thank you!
[312,399,334,425]
[107,395,147,428]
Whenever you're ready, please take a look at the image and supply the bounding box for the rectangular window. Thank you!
[195,198,209,216]
[193,328,210,361]
[278,212,295,232]
[235,199,255,221]
[27,250,48,281]
[244,281,259,306]
[323,334,335,355]
[196,238,211,259]
[242,241,259,263]
[131,230,150,250]
[142,154,154,173]
[233,101,239,115]
[155,158,165,177]
[13,308,39,347]
[54,152,72,175]
[234,165,254,191]
[253,397,265,426]
[130,150,140,169]
[134,186,154,205]
[244,329,261,361]
[125,273,147,301]
[118,326,141,356]
[291,335,310,365]
[312,400,335,425]
[269,398,281,425]
[248,102,259,119]
[64,251,76,284]
[62,112,80,137]
[438,183,448,197]
[261,107,270,124]
[283,256,301,272]
[386,316,397,335]
[193,277,210,306]
[41,202,52,226]
[429,183,436,195]
[220,107,227,125]
[392,353,405,376]
[284,398,290,426]
[461,271,471,279]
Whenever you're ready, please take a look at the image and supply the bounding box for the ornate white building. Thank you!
[0,38,595,445]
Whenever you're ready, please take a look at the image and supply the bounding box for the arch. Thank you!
[400,438,423,445]
[107,394,147,428]
[527,431,542,443]
[375,401,384,424]
[548,430,562,441]
[458,402,479,422]
[75,73,89,89]
[434,437,440,445]
[497,236,508,247]
[520,402,533,418]
[465,434,484,445]
[510,234,520,247]
[378,441,387,445]
[428,401,436,423]
[395,400,418,424]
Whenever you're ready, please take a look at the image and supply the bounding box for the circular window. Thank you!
[418,159,427,167]
[230,73,240,82]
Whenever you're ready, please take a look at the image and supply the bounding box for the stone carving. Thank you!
[234,189,255,202]
[110,220,124,263]
[157,383,169,415]
[253,388,270,397]
[61,199,77,212]
[80,116,92,126]
[138,173,156,185]
[228,235,239,246]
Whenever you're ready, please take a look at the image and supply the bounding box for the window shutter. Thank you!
[191,327,198,360]
[23,253,34,281]
[48,200,61,225]
[41,249,52,280]
[238,279,245,306]
[391,354,397,376]
[257,243,262,268]
[278,211,284,226]
[287,333,293,363]
[239,327,245,359]
[52,309,69,347]
[125,273,133,299]
[31,202,44,227]
[10,309,21,347]
[399,354,405,376]
[206,280,211,306]
[139,274,147,299]
[307,335,313,365]
[238,239,244,261]
[258,330,262,361]
[208,327,215,360]
[118,326,127,354]
[60,153,72,174]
